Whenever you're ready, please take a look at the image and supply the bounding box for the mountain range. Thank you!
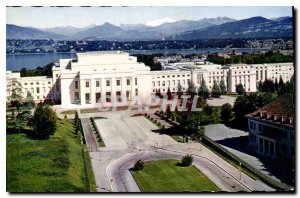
[6,16,293,41]
[167,16,293,40]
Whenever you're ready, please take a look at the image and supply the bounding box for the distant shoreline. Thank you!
[6,47,271,56]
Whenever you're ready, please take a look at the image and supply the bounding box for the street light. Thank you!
[239,162,242,180]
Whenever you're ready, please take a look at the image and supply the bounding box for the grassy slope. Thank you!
[7,119,89,192]
[132,160,220,192]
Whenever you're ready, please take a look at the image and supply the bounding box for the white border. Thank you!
[1,1,299,198]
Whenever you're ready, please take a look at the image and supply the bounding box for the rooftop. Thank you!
[246,96,295,128]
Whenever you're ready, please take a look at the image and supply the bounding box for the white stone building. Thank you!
[6,51,294,109]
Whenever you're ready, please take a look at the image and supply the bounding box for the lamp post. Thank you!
[239,162,242,180]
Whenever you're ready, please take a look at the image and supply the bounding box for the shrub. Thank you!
[133,160,144,171]
[31,103,57,139]
[64,114,67,119]
[181,155,193,166]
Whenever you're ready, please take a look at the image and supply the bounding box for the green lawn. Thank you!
[131,160,220,192]
[7,119,94,192]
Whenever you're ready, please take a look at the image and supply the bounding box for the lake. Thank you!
[6,48,269,71]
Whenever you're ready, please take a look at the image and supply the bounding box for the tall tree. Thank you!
[165,105,172,119]
[219,79,227,95]
[195,126,205,142]
[24,91,35,109]
[187,81,196,99]
[274,78,279,92]
[7,79,22,102]
[32,104,57,139]
[258,80,263,92]
[198,79,209,99]
[235,83,245,95]
[220,103,233,123]
[262,79,275,92]
[211,80,221,98]
[167,87,172,100]
[278,75,285,95]
[177,83,183,99]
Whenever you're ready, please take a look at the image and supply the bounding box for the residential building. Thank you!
[246,97,294,159]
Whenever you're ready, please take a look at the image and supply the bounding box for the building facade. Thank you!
[246,97,294,159]
[6,51,294,109]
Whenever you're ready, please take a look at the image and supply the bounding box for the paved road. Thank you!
[107,149,252,192]
[81,118,99,152]
[82,111,274,192]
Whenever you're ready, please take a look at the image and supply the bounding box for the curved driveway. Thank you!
[83,111,274,192]
[107,149,252,192]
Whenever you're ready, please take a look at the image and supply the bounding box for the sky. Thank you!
[6,6,293,28]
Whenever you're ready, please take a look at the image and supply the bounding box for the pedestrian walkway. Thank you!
[81,118,99,152]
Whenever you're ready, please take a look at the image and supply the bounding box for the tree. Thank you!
[23,91,35,109]
[187,81,196,99]
[232,92,276,125]
[172,106,180,122]
[20,67,28,77]
[219,79,227,95]
[279,75,284,90]
[74,111,80,134]
[211,80,221,98]
[167,87,172,100]
[236,83,245,95]
[181,155,193,167]
[211,107,221,124]
[157,89,162,98]
[198,79,209,99]
[165,105,172,119]
[194,126,205,142]
[278,75,285,95]
[32,104,57,139]
[196,96,207,109]
[7,79,24,122]
[177,83,183,99]
[262,79,275,92]
[274,78,279,92]
[7,79,22,103]
[220,103,233,123]
[258,80,263,92]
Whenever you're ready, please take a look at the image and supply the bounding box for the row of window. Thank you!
[231,66,249,70]
[234,71,251,74]
[156,74,190,79]
[75,78,138,89]
[152,79,190,87]
[75,89,139,104]
[250,121,290,141]
[23,81,52,86]
[24,87,51,94]
[209,71,224,75]
[152,87,186,93]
